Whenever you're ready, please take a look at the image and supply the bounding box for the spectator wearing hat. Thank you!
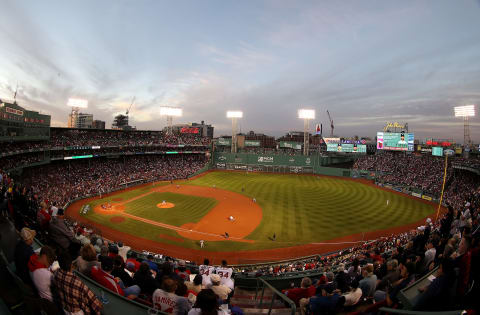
[175,260,191,280]
[49,208,75,250]
[14,227,36,284]
[209,274,231,301]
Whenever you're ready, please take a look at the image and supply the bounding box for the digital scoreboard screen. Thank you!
[432,147,443,156]
[327,143,366,153]
[377,132,414,151]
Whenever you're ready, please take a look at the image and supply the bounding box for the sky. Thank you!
[0,0,479,142]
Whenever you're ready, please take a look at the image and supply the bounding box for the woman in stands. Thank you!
[188,289,229,315]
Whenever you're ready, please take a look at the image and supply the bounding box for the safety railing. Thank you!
[255,277,296,315]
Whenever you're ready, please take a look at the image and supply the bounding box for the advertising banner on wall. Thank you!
[217,138,231,146]
[244,140,261,147]
[279,141,302,150]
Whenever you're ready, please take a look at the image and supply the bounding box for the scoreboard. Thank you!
[327,143,366,153]
[377,132,414,151]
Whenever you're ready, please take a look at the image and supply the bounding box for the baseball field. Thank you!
[67,171,437,263]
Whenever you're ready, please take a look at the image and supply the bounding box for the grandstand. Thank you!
[1,111,479,315]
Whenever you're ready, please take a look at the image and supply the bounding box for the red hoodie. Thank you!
[28,254,47,273]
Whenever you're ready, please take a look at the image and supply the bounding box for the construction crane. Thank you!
[327,110,334,137]
[126,96,135,116]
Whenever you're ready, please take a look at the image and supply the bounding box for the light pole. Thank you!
[226,111,243,153]
[454,105,475,148]
[298,109,315,156]
[160,107,183,135]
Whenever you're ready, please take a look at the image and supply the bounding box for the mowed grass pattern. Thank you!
[77,172,435,251]
[187,172,435,245]
[124,192,217,226]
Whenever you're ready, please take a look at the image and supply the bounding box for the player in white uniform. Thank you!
[200,240,205,248]
[215,260,235,290]
[198,259,216,287]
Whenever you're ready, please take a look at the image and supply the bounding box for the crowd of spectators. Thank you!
[0,152,47,170]
[354,152,453,196]
[19,154,207,208]
[50,129,211,147]
[2,148,480,313]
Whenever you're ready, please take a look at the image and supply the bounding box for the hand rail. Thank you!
[255,277,296,315]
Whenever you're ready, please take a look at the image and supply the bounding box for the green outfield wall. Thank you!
[212,152,355,176]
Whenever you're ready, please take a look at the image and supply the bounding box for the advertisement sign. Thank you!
[257,156,274,163]
[180,127,199,134]
[422,195,433,201]
[377,132,414,151]
[327,143,366,153]
[244,140,260,147]
[323,138,341,144]
[455,147,463,154]
[5,107,24,116]
[217,138,231,146]
[426,139,454,147]
[412,192,422,198]
[279,141,302,150]
[432,147,443,156]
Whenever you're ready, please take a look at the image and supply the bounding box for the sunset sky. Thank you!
[0,0,479,141]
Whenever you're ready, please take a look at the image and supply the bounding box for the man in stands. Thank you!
[126,251,141,272]
[53,250,103,314]
[153,277,190,314]
[91,256,141,299]
[199,258,215,286]
[14,227,36,284]
[117,241,130,262]
[28,245,56,302]
[144,254,159,273]
[209,273,232,301]
[283,277,315,307]
[308,286,344,315]
[175,260,191,280]
[49,208,75,251]
[216,260,234,290]
[359,263,377,298]
[37,201,51,231]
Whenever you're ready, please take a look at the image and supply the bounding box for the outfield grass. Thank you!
[188,172,435,246]
[78,172,435,251]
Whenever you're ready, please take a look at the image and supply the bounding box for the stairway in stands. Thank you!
[230,287,297,314]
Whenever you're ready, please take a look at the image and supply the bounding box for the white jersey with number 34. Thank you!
[215,267,234,289]
[199,265,216,286]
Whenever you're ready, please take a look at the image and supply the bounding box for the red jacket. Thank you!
[28,254,47,272]
[126,258,141,272]
[282,286,316,306]
[90,266,124,296]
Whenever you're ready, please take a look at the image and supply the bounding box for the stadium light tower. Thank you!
[226,111,243,153]
[298,109,315,156]
[454,105,475,147]
[160,106,183,135]
[67,98,88,128]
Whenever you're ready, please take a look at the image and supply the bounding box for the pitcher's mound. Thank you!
[157,202,175,209]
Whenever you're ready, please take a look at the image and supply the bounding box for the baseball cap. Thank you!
[210,274,221,283]
[178,260,186,267]
[57,208,65,216]
[20,227,36,241]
